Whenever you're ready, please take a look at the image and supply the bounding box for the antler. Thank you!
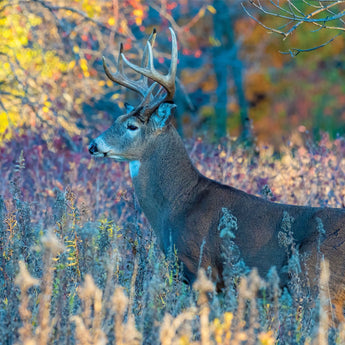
[102,29,157,98]
[102,28,178,122]
[122,27,177,102]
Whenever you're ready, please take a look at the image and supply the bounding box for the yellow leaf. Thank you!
[209,36,221,47]
[28,14,42,26]
[111,93,120,100]
[73,45,80,54]
[199,7,205,17]
[219,151,226,158]
[133,9,143,18]
[80,58,88,72]
[108,17,115,26]
[68,60,76,70]
[19,36,28,45]
[207,5,217,14]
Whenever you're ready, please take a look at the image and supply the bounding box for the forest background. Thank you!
[1,0,345,147]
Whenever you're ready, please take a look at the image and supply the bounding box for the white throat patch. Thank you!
[129,160,141,179]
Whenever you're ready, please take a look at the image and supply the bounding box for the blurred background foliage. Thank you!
[0,0,344,147]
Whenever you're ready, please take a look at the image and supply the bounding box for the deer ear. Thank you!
[124,102,135,113]
[150,103,176,128]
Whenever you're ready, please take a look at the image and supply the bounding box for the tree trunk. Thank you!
[212,0,252,142]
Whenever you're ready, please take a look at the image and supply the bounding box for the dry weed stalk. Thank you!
[212,312,234,345]
[15,231,64,345]
[128,256,139,315]
[112,286,128,345]
[71,274,107,345]
[111,286,142,345]
[193,269,214,345]
[316,259,331,345]
[232,271,267,345]
[37,231,65,345]
[338,323,345,343]
[15,261,39,345]
[159,309,196,345]
[257,330,275,345]
[122,314,142,345]
[245,269,265,345]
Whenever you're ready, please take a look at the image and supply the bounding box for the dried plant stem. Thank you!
[92,283,105,343]
[15,261,39,345]
[232,278,246,345]
[193,269,214,345]
[72,274,106,345]
[112,286,128,345]
[128,256,139,315]
[247,270,263,345]
[37,231,64,345]
[159,309,196,345]
[338,323,345,343]
[317,259,330,345]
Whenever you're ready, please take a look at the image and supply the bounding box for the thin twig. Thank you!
[243,0,345,52]
[242,2,288,37]
[280,32,341,56]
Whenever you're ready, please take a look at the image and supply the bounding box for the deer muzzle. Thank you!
[88,141,98,155]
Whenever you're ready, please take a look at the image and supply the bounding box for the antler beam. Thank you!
[103,28,178,121]
[121,27,177,101]
[102,29,157,97]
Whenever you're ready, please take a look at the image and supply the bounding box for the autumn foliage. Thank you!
[1,0,344,145]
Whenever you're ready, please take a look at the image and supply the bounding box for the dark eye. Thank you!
[127,124,138,131]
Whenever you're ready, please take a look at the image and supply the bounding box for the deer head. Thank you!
[88,28,178,162]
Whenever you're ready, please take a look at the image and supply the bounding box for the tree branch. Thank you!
[280,32,341,56]
[242,0,345,52]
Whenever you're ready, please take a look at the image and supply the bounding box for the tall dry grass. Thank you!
[2,131,345,344]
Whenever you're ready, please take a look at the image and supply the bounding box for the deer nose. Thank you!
[88,142,98,154]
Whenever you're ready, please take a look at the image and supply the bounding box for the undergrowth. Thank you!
[1,130,345,344]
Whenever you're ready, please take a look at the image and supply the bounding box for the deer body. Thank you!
[126,123,345,292]
[89,28,345,320]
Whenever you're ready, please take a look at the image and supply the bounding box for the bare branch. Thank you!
[280,32,341,56]
[243,0,345,53]
[32,0,109,30]
[242,2,288,37]
[3,0,119,34]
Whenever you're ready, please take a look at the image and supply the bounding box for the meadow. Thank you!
[2,128,345,344]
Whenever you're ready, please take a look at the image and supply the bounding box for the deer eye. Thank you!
[127,124,138,131]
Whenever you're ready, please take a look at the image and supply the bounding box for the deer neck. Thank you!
[129,126,200,229]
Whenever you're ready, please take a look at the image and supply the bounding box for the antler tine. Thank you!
[102,43,147,97]
[139,28,157,93]
[141,28,156,69]
[121,27,178,101]
[168,27,178,95]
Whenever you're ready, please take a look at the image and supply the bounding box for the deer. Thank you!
[89,28,345,320]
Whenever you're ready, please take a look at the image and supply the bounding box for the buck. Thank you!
[89,28,345,320]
